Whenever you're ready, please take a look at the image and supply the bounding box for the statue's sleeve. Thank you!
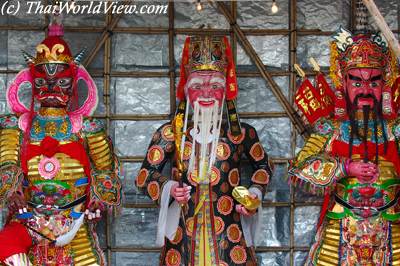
[0,115,24,206]
[241,123,273,197]
[135,122,175,204]
[288,118,347,190]
[81,118,122,211]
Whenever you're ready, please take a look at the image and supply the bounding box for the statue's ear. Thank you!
[7,69,33,114]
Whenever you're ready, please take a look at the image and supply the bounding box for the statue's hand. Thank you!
[346,160,379,183]
[235,193,258,217]
[170,183,191,204]
[7,190,27,215]
[85,199,105,222]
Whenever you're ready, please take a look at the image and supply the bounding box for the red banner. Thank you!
[295,74,335,125]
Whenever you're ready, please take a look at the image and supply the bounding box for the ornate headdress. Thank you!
[176,35,241,135]
[330,27,399,119]
[7,15,97,127]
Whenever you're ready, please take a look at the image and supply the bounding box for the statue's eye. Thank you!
[35,78,46,87]
[353,82,362,88]
[57,78,71,87]
[370,82,379,88]
[192,84,201,90]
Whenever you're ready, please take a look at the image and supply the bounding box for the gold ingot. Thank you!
[232,186,261,210]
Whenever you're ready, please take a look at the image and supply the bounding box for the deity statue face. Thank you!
[33,63,74,108]
[345,68,384,110]
[186,70,226,108]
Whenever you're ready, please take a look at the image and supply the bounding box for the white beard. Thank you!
[180,97,224,184]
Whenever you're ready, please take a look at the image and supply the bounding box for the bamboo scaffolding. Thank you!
[362,0,400,58]
[5,23,390,35]
[168,1,176,114]
[214,2,309,139]
[89,111,289,121]
[123,200,323,209]
[109,246,312,252]
[0,0,360,260]
[289,0,298,264]
[83,1,131,67]
[104,11,113,266]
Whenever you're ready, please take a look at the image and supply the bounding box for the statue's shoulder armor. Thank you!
[313,117,336,136]
[81,117,105,135]
[391,119,400,139]
[0,114,19,130]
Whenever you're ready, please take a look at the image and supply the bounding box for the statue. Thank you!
[289,14,400,266]
[135,35,273,266]
[0,14,122,265]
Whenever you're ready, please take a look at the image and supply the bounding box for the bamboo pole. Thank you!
[214,2,309,138]
[104,11,113,266]
[89,111,289,121]
[362,0,400,59]
[0,24,349,36]
[289,0,298,264]
[168,1,176,115]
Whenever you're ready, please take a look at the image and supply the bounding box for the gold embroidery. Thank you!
[45,121,57,136]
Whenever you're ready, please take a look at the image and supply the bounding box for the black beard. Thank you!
[345,93,387,163]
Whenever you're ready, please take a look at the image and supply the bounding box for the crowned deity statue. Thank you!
[0,14,122,266]
[135,35,273,266]
[289,3,400,265]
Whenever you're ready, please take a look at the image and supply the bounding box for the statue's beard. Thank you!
[186,98,224,184]
[346,93,387,163]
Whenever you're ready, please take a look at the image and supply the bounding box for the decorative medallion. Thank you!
[228,168,240,187]
[162,124,175,142]
[38,157,60,180]
[219,240,229,250]
[136,168,149,188]
[249,142,264,161]
[220,182,229,193]
[165,248,181,266]
[251,169,270,185]
[188,166,220,186]
[186,217,194,237]
[216,142,231,161]
[170,226,183,245]
[230,245,247,264]
[214,216,225,235]
[147,181,160,201]
[147,145,164,165]
[227,224,242,243]
[221,162,230,173]
[248,128,256,139]
[210,166,221,186]
[227,129,245,144]
[217,196,233,216]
